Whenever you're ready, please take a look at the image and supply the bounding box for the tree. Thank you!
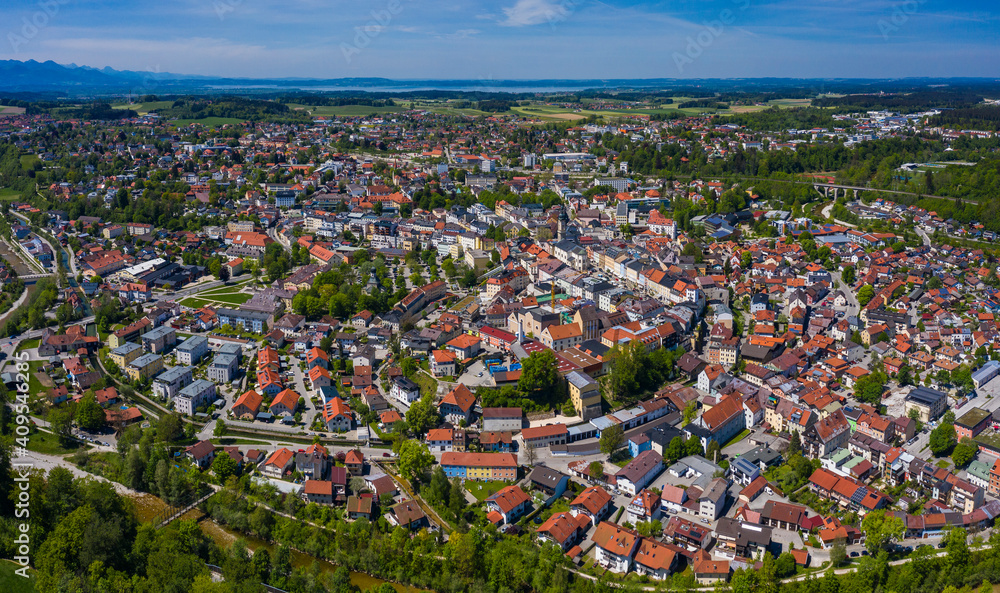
[599,424,624,456]
[212,453,239,482]
[945,527,969,570]
[522,442,538,465]
[396,440,434,483]
[682,400,698,426]
[588,461,604,481]
[951,438,977,467]
[684,435,703,457]
[401,358,417,379]
[774,552,797,578]
[854,371,887,405]
[665,436,686,464]
[517,350,559,395]
[929,422,957,456]
[405,393,440,436]
[48,406,75,445]
[75,394,105,432]
[857,285,875,307]
[897,366,912,387]
[788,430,802,456]
[829,543,848,567]
[861,509,905,554]
[731,568,761,593]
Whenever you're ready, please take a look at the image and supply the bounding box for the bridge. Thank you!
[18,273,52,283]
[152,488,216,529]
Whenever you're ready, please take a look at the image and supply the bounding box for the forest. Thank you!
[152,97,312,123]
[928,106,1000,131]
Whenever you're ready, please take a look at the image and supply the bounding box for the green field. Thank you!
[465,480,512,502]
[178,282,253,308]
[170,117,245,128]
[15,337,40,351]
[286,103,404,117]
[0,560,34,593]
[412,372,438,397]
[112,100,174,113]
[26,429,86,456]
[0,188,21,200]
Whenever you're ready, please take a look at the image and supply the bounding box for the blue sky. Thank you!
[1,0,997,79]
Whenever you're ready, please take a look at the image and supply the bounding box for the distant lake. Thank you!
[205,84,612,93]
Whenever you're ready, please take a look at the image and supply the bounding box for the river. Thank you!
[130,493,426,593]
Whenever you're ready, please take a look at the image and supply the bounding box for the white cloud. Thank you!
[435,29,480,40]
[499,0,573,27]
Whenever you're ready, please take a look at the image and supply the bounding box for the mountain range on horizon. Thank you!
[1,58,998,98]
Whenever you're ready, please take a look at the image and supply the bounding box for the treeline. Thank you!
[280,95,396,107]
[928,106,1000,131]
[813,89,985,111]
[0,142,33,193]
[0,276,58,337]
[477,99,516,112]
[0,465,364,593]
[678,99,729,109]
[716,107,839,131]
[154,97,311,123]
[58,101,137,120]
[204,480,609,593]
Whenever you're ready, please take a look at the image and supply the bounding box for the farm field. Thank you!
[170,117,245,127]
[286,103,404,116]
[112,101,174,113]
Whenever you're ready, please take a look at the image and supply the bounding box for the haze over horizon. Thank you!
[2,0,998,81]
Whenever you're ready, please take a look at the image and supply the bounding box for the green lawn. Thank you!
[171,117,244,127]
[0,188,22,200]
[26,429,86,455]
[412,372,438,397]
[0,560,34,593]
[178,297,214,309]
[15,337,40,351]
[203,292,252,305]
[721,428,752,449]
[465,480,511,502]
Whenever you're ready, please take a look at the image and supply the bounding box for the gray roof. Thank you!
[176,335,208,353]
[143,325,175,340]
[906,386,946,406]
[111,342,142,356]
[155,365,193,383]
[566,370,597,389]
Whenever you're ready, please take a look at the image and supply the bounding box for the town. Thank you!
[2,85,1000,593]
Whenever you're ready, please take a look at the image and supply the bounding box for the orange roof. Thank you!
[265,447,294,468]
[269,388,300,413]
[233,390,263,413]
[440,384,476,412]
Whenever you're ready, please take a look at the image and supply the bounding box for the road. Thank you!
[916,225,932,247]
[821,202,834,219]
[831,270,860,319]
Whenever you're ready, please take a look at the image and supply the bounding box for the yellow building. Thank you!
[567,370,603,421]
[127,353,164,382]
[109,342,143,369]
